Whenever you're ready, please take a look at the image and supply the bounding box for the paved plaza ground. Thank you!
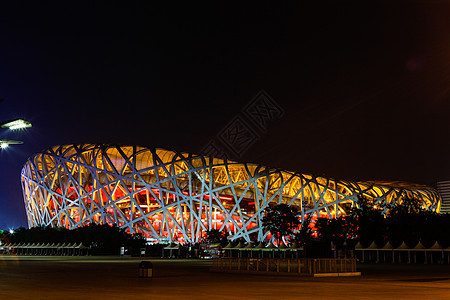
[1,256,450,299]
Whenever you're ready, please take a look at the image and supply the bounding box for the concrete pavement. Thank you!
[1,256,450,299]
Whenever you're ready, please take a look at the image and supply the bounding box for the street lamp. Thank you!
[1,118,32,130]
[0,99,32,150]
[0,140,24,149]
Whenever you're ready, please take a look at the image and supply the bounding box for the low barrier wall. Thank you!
[212,258,357,275]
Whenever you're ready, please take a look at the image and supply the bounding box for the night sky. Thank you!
[1,1,450,229]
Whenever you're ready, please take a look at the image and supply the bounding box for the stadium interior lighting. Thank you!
[1,118,32,130]
[21,144,441,244]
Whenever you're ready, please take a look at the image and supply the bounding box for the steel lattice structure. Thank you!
[21,144,441,243]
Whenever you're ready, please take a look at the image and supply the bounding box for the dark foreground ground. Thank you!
[1,256,450,299]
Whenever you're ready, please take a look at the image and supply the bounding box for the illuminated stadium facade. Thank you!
[21,144,441,243]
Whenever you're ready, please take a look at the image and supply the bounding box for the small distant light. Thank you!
[9,229,14,234]
[0,142,8,149]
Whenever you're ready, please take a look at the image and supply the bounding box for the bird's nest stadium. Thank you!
[21,144,441,243]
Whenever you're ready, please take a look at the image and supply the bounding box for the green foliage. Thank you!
[262,203,300,245]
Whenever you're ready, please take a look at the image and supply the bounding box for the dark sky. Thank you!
[1,1,450,229]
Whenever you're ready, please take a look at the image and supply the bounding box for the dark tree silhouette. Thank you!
[292,213,314,246]
[262,203,299,246]
[387,194,425,216]
[1,224,145,255]
[204,229,228,246]
[316,216,357,245]
[351,195,387,247]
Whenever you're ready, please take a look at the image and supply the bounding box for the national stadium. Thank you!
[21,144,441,243]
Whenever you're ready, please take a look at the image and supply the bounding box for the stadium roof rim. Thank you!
[26,143,437,193]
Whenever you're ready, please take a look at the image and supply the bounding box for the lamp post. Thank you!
[0,99,32,149]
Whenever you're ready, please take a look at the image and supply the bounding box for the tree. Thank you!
[316,216,358,245]
[292,213,314,246]
[262,203,299,246]
[2,223,145,255]
[204,229,227,246]
[436,213,450,248]
[351,194,439,248]
[387,195,425,216]
[351,195,387,247]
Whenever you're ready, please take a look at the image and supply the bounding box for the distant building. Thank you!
[21,144,441,243]
[437,181,450,214]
